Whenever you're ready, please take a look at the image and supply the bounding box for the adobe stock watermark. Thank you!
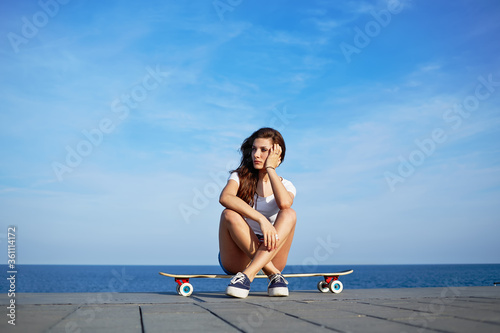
[213,0,244,21]
[51,65,169,182]
[236,301,284,333]
[178,105,295,224]
[384,72,500,192]
[7,0,72,54]
[269,105,296,133]
[404,284,467,333]
[301,234,340,271]
[179,161,236,224]
[339,0,405,64]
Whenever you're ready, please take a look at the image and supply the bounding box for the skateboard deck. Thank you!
[159,269,353,296]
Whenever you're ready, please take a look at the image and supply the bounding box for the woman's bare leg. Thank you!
[219,208,294,276]
[218,209,255,274]
[242,208,297,281]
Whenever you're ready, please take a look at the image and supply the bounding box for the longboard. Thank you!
[159,269,353,296]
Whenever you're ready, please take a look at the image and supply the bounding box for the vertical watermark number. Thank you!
[6,226,17,326]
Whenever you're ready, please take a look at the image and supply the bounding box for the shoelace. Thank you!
[269,274,288,286]
[231,273,247,284]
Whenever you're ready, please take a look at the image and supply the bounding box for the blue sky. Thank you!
[1,0,499,266]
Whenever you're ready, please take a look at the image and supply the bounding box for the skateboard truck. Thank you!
[317,275,343,294]
[175,278,194,296]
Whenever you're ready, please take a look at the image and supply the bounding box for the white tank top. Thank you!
[228,172,296,235]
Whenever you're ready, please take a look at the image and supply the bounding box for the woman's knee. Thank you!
[279,207,297,225]
[221,209,246,227]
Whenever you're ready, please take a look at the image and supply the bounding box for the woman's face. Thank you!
[251,138,273,170]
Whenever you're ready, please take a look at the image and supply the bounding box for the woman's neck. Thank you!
[259,169,269,183]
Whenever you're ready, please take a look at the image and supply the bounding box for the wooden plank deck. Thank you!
[1,286,499,332]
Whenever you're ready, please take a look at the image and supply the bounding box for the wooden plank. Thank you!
[141,304,240,333]
[48,304,142,333]
[0,305,78,333]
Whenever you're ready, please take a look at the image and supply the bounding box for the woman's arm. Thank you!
[220,178,280,251]
[265,144,294,209]
[267,168,294,209]
[219,179,268,225]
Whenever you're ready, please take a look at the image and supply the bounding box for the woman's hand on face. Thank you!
[260,220,279,251]
[265,144,282,170]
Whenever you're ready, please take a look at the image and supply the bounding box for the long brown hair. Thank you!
[233,128,286,206]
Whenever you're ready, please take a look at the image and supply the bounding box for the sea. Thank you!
[2,264,499,293]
